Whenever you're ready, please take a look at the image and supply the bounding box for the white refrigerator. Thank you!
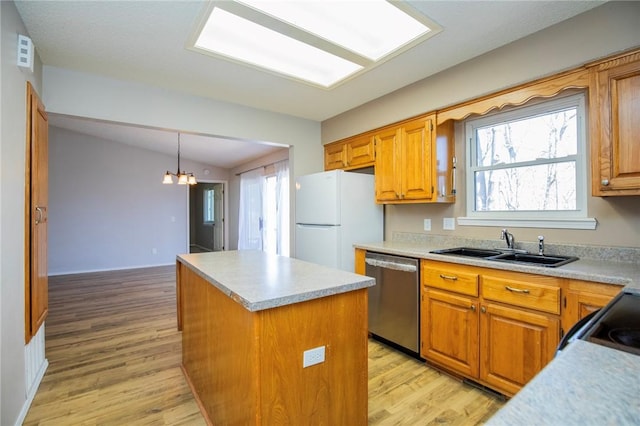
[295,170,383,272]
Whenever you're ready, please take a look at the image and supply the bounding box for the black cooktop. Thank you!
[579,291,640,356]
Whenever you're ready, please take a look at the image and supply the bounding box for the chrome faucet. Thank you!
[501,228,515,249]
[538,235,545,256]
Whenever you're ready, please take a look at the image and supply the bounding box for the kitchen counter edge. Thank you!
[177,251,375,312]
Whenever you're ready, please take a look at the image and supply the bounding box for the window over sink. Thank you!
[460,92,596,229]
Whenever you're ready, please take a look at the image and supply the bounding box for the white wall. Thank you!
[42,67,324,181]
[1,2,43,424]
[48,126,229,274]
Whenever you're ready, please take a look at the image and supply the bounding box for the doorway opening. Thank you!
[189,181,227,253]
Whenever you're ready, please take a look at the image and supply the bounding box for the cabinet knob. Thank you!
[470,304,476,312]
[481,306,486,314]
[601,179,609,186]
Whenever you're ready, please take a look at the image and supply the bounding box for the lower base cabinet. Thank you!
[479,302,559,396]
[421,260,561,397]
[421,288,479,378]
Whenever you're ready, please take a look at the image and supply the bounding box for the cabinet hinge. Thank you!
[430,121,434,131]
[560,327,565,339]
[563,296,566,308]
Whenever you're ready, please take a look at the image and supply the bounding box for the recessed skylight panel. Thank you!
[190,0,440,88]
[238,0,432,61]
[195,8,363,87]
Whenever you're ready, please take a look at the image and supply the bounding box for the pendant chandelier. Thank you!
[162,132,197,185]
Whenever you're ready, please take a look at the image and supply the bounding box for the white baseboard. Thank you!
[48,262,175,276]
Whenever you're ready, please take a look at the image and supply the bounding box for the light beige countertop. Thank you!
[177,250,374,312]
[488,339,640,425]
[354,240,640,292]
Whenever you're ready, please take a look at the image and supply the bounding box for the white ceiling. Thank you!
[16,0,606,168]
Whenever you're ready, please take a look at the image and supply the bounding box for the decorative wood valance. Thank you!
[436,68,590,125]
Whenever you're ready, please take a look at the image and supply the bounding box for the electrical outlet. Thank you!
[303,346,325,368]
[443,217,455,230]
[423,219,431,231]
[151,248,158,255]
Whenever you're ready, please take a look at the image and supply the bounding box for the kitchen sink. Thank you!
[430,247,578,267]
[490,252,578,267]
[429,247,503,258]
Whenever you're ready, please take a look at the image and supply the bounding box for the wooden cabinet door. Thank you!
[421,288,479,378]
[324,142,347,170]
[562,280,620,333]
[401,117,434,201]
[346,135,375,168]
[591,50,640,195]
[25,82,49,342]
[567,291,612,321]
[374,127,401,202]
[479,302,559,396]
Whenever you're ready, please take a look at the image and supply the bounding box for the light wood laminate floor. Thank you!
[24,265,503,425]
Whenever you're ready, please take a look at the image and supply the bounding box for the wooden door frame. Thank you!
[24,82,49,343]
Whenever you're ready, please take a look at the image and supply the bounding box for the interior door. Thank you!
[212,182,224,250]
[25,82,48,342]
[189,182,225,252]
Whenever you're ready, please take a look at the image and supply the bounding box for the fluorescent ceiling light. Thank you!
[239,0,430,61]
[190,1,440,88]
[195,8,363,87]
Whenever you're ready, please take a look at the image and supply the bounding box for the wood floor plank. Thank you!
[24,265,503,425]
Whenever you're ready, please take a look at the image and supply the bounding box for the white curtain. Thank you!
[274,160,290,256]
[238,168,264,250]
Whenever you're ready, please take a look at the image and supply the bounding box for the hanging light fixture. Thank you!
[163,132,197,185]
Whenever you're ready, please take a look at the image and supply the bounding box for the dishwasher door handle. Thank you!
[365,258,418,273]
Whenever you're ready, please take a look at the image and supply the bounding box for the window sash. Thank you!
[464,93,587,221]
[204,189,215,223]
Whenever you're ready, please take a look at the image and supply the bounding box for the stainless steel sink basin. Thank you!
[430,247,578,267]
[490,252,578,267]
[429,247,503,258]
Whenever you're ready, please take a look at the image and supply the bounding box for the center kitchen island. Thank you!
[176,250,374,425]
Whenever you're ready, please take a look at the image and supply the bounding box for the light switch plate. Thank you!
[443,217,455,230]
[423,219,431,231]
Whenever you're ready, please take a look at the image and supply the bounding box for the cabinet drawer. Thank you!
[423,267,479,297]
[482,276,560,314]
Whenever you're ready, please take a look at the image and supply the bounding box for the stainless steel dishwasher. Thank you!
[365,251,420,357]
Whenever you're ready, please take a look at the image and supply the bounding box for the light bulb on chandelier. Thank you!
[163,132,197,185]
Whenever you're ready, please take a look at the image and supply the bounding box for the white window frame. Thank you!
[458,93,596,230]
[204,188,215,224]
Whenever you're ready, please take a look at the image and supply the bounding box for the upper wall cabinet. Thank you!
[324,134,375,171]
[589,49,640,196]
[375,115,455,204]
[324,114,455,204]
